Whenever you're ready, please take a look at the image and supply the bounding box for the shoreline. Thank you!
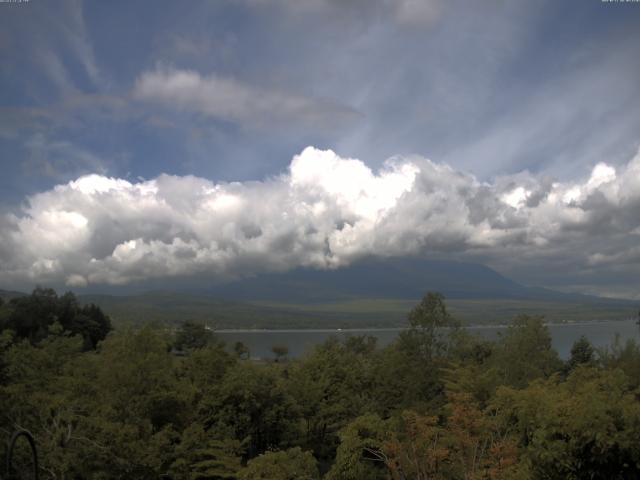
[215,317,636,334]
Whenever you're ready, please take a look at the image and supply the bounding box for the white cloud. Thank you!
[501,186,530,209]
[133,67,358,130]
[1,146,640,289]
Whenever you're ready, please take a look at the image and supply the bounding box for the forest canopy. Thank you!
[1,289,640,479]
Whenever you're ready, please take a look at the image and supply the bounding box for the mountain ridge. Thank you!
[2,259,635,328]
[200,257,629,305]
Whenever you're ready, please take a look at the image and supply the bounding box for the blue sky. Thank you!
[1,0,640,297]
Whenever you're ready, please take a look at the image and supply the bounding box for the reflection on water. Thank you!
[216,319,640,360]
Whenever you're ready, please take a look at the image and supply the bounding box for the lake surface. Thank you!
[217,319,640,360]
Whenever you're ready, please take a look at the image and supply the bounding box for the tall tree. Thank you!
[238,447,319,480]
[203,363,299,459]
[171,424,242,480]
[494,367,640,479]
[566,335,595,371]
[175,321,214,351]
[2,288,111,350]
[491,314,562,388]
[288,338,371,460]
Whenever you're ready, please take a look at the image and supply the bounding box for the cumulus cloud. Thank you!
[1,147,640,289]
[133,67,359,130]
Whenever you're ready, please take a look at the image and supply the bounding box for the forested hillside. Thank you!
[76,258,637,328]
[2,289,640,478]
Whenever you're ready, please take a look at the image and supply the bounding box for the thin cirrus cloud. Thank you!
[247,0,443,26]
[133,67,360,130]
[1,146,639,292]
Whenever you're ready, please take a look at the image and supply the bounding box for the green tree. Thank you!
[238,447,319,480]
[2,287,111,349]
[445,393,522,479]
[329,411,455,480]
[491,314,562,388]
[171,423,242,480]
[408,291,454,331]
[175,321,215,351]
[566,335,595,371]
[71,303,112,350]
[202,363,299,458]
[441,329,498,406]
[0,333,102,478]
[234,341,250,359]
[179,344,236,397]
[271,344,289,362]
[407,292,459,357]
[494,367,640,479]
[96,326,188,431]
[598,336,640,387]
[325,414,388,480]
[288,338,371,460]
[370,337,444,414]
[370,293,459,415]
[4,287,58,343]
[343,335,377,355]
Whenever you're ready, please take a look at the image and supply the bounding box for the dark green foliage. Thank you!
[495,368,640,479]
[343,334,377,355]
[271,344,289,362]
[170,424,242,480]
[597,335,640,387]
[288,337,372,463]
[3,288,640,479]
[567,335,595,371]
[238,447,319,480]
[202,363,300,458]
[406,292,460,359]
[1,287,111,349]
[4,287,59,343]
[179,344,236,394]
[408,291,454,330]
[366,292,459,415]
[491,314,563,388]
[175,320,214,351]
[234,341,250,359]
[72,303,112,349]
[371,332,445,414]
[324,414,388,480]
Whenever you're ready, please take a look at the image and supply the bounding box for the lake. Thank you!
[217,319,640,360]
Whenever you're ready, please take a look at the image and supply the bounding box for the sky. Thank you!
[1,0,640,298]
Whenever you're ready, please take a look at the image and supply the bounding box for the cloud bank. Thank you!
[1,147,640,290]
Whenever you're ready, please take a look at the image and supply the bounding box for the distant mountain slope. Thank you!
[205,257,622,304]
[4,258,635,328]
[0,289,27,301]
[77,291,363,329]
[76,291,636,329]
